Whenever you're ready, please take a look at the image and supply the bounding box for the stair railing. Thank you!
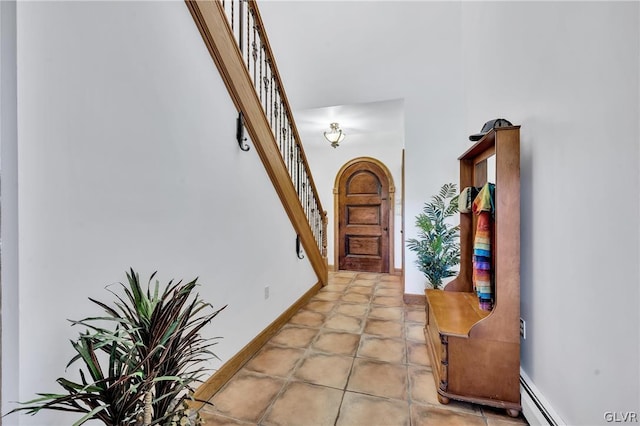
[186,0,328,284]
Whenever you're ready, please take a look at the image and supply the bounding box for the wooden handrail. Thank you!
[185,0,328,284]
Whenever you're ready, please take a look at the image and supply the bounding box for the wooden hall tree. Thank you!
[423,126,521,416]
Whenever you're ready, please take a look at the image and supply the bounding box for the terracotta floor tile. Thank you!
[405,303,425,311]
[312,330,361,356]
[375,287,403,297]
[209,371,284,423]
[364,318,404,339]
[332,272,356,279]
[482,406,529,424]
[406,323,427,342]
[341,292,371,304]
[304,300,336,314]
[313,291,342,302]
[293,352,354,388]
[244,345,305,377]
[358,335,406,364]
[379,275,402,282]
[405,308,426,323]
[324,313,363,333]
[372,295,404,307]
[411,404,486,426]
[368,306,404,322]
[270,326,319,348]
[406,340,430,366]
[288,310,325,328]
[262,382,343,426]
[408,366,439,405]
[347,359,408,400]
[486,416,530,425]
[335,302,369,318]
[439,399,484,416]
[197,411,254,425]
[347,285,375,296]
[356,273,380,280]
[337,392,410,426]
[378,280,402,289]
[352,279,378,287]
[328,276,353,285]
[323,283,348,293]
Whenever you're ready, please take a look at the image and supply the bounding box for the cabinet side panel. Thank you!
[447,337,520,404]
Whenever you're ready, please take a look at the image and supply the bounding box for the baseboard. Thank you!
[403,293,425,305]
[194,281,323,403]
[520,369,565,426]
[327,265,403,275]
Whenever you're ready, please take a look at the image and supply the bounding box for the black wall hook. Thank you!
[236,112,250,151]
[296,234,305,259]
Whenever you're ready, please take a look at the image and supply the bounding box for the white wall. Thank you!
[1,0,19,418]
[3,2,317,424]
[461,2,639,424]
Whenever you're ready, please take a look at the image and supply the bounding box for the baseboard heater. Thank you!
[520,370,565,426]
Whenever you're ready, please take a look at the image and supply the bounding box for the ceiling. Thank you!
[256,2,426,149]
[294,99,405,148]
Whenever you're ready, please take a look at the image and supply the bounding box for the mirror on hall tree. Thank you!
[487,154,496,184]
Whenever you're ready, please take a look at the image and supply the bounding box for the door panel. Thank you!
[347,206,379,225]
[339,162,390,272]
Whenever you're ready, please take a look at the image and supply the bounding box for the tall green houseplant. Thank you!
[407,183,460,289]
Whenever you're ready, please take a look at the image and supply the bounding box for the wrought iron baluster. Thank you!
[308,177,312,221]
[270,75,274,130]
[284,119,293,176]
[287,114,292,175]
[259,43,263,103]
[295,142,301,196]
[246,1,250,70]
[305,175,309,218]
[238,0,243,52]
[274,97,278,150]
[213,0,327,254]
[252,39,257,87]
[263,58,269,118]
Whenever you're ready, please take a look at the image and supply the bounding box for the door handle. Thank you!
[384,227,388,231]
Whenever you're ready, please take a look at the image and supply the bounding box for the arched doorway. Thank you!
[334,157,395,273]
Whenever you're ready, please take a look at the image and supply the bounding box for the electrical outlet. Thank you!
[264,286,270,300]
[520,317,526,339]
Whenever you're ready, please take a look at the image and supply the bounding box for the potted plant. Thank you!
[406,183,460,289]
[7,268,226,426]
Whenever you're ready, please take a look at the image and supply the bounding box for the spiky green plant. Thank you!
[8,269,226,426]
[406,183,460,289]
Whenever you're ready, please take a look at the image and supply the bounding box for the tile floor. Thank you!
[200,271,529,426]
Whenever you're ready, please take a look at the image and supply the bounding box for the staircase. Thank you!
[185,0,328,285]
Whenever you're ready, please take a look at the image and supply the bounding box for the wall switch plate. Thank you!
[264,285,270,300]
[520,317,526,339]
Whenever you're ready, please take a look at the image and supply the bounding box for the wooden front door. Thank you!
[338,161,390,272]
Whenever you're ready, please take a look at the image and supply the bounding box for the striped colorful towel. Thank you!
[472,183,495,311]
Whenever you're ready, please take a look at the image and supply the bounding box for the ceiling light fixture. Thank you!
[324,122,345,148]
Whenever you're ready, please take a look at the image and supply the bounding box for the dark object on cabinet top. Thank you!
[469,118,513,141]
